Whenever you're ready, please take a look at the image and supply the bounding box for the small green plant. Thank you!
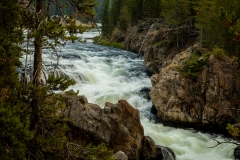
[93,36,124,49]
[226,123,240,139]
[156,39,168,47]
[231,56,238,62]
[93,35,102,43]
[111,42,124,49]
[192,90,201,96]
[212,47,227,60]
[86,143,115,160]
[177,49,210,79]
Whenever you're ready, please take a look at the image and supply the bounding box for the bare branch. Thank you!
[208,138,240,148]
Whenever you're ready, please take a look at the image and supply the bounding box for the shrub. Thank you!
[93,35,124,49]
[93,35,102,43]
[212,47,227,60]
[177,48,210,79]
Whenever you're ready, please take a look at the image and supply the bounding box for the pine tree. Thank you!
[102,0,110,36]
[161,0,191,27]
[0,0,33,158]
[127,0,144,24]
[142,0,161,18]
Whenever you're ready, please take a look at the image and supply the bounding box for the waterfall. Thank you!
[160,145,176,160]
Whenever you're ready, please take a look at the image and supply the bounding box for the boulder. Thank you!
[234,146,240,160]
[113,151,128,160]
[64,95,170,160]
[141,136,156,160]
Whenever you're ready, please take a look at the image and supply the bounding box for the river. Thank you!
[23,27,237,160]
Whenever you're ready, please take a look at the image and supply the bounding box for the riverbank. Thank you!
[30,27,238,159]
[95,20,240,137]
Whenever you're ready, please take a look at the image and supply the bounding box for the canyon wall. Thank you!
[119,21,240,132]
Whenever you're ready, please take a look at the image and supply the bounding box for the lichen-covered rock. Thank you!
[150,48,240,132]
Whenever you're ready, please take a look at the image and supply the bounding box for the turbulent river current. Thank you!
[21,27,237,160]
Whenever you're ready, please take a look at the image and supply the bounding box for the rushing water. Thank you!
[21,27,237,160]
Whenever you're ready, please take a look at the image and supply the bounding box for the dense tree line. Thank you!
[101,0,240,58]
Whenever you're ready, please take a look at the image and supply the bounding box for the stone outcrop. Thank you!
[64,94,172,160]
[118,20,240,133]
[121,20,197,74]
[150,50,240,131]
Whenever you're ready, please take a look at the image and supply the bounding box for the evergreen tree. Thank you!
[0,0,33,158]
[102,0,110,36]
[127,0,143,24]
[194,0,240,57]
[142,0,161,18]
[161,0,191,27]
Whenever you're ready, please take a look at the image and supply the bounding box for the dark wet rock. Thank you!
[151,105,158,115]
[61,54,81,59]
[140,87,151,100]
[141,136,156,160]
[234,146,240,160]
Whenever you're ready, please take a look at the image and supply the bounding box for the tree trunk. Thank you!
[31,0,44,132]
[33,38,42,86]
[33,0,44,87]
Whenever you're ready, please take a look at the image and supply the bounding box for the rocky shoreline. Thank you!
[111,21,240,135]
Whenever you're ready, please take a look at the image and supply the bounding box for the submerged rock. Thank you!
[64,95,173,160]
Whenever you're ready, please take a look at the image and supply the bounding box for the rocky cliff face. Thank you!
[150,49,240,132]
[120,21,240,133]
[64,94,173,160]
[121,20,196,74]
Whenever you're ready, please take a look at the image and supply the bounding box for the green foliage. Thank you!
[142,0,161,18]
[0,98,33,159]
[101,40,124,49]
[155,39,168,47]
[102,0,110,36]
[118,5,131,31]
[194,0,240,57]
[93,35,102,43]
[177,48,209,79]
[47,75,76,90]
[162,0,191,27]
[127,0,144,24]
[86,143,115,160]
[93,36,124,49]
[226,123,240,139]
[211,47,227,60]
